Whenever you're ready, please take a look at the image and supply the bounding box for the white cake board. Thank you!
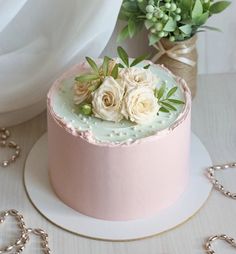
[24,133,212,241]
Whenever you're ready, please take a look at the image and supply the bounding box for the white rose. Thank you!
[74,82,91,105]
[92,77,124,122]
[120,66,158,90]
[121,87,160,125]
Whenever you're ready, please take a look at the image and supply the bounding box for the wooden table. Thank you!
[1,73,236,253]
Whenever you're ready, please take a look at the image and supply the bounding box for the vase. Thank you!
[153,35,198,98]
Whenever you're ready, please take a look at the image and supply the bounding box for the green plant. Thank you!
[118,0,231,45]
[154,83,185,113]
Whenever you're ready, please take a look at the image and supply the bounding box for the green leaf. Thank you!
[138,0,148,12]
[167,99,185,104]
[201,25,221,32]
[179,24,192,35]
[111,64,119,79]
[163,17,176,32]
[85,57,99,74]
[133,22,144,37]
[122,1,139,13]
[154,88,159,98]
[88,83,100,91]
[118,11,130,21]
[160,102,177,111]
[117,25,129,43]
[203,0,211,12]
[159,107,169,113]
[157,84,166,99]
[194,11,209,26]
[167,86,178,98]
[75,74,99,82]
[118,63,125,68]
[145,20,153,29]
[143,64,151,69]
[191,0,203,20]
[130,54,149,67]
[209,1,230,14]
[102,56,110,76]
[148,34,159,46]
[180,0,193,11]
[128,18,136,38]
[117,46,129,67]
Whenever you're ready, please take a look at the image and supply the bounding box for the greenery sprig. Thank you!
[74,47,150,115]
[75,47,150,85]
[117,46,150,68]
[75,56,118,85]
[154,83,185,113]
[118,0,231,45]
[74,46,185,117]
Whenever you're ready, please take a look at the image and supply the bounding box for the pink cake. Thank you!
[47,57,191,221]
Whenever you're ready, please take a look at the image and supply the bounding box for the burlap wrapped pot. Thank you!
[153,35,198,98]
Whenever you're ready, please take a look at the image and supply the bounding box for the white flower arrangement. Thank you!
[74,47,184,125]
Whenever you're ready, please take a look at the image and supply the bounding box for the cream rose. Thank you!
[120,66,158,90]
[92,77,124,122]
[74,82,91,105]
[121,87,160,124]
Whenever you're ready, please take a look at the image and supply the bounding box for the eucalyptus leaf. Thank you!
[102,56,110,76]
[163,17,176,32]
[85,57,99,74]
[194,11,209,26]
[160,102,177,111]
[118,63,125,68]
[117,25,129,43]
[191,0,203,20]
[145,20,153,29]
[128,18,136,38]
[159,107,169,113]
[166,86,178,98]
[179,24,192,35]
[130,54,149,67]
[148,33,159,46]
[154,88,159,98]
[75,74,99,82]
[111,64,119,79]
[195,29,206,33]
[117,46,129,67]
[118,11,130,21]
[209,1,230,14]
[201,25,221,32]
[203,0,211,12]
[133,22,144,37]
[167,99,185,104]
[157,84,166,99]
[143,64,151,69]
[122,2,139,13]
[180,0,193,11]
[138,0,148,13]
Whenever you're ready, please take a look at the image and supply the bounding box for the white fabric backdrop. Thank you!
[0,0,122,125]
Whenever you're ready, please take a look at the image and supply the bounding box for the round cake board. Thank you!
[24,132,212,241]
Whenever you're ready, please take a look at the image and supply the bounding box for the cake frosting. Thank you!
[47,58,191,221]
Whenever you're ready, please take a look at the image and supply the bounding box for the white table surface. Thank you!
[1,73,236,253]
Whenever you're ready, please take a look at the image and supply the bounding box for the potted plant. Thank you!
[118,0,230,98]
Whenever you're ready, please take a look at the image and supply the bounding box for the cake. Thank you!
[47,48,191,221]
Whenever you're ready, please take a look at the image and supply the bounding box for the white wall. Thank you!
[102,1,236,75]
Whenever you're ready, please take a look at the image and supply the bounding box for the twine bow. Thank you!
[152,40,196,67]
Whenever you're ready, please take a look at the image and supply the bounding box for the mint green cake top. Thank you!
[50,62,186,144]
